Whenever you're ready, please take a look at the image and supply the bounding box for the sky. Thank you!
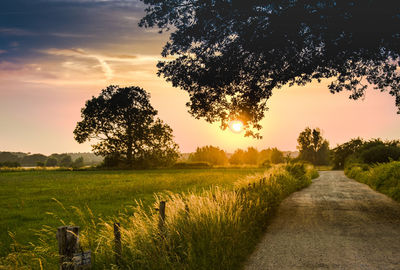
[0,0,399,155]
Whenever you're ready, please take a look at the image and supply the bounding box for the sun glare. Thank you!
[229,120,243,133]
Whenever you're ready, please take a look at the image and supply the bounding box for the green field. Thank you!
[0,168,265,256]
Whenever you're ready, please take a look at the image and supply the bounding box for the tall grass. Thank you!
[1,164,317,269]
[345,161,400,202]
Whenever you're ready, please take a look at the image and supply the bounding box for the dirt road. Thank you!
[244,171,400,269]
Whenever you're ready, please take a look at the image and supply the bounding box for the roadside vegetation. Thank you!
[330,138,400,202]
[345,162,400,202]
[0,164,317,269]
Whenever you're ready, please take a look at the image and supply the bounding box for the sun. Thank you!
[229,120,243,133]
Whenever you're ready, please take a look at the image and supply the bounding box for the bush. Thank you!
[345,161,400,202]
[332,138,400,169]
[360,145,400,164]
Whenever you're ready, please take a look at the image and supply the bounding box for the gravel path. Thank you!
[244,171,400,270]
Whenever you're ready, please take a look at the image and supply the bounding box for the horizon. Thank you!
[1,0,399,155]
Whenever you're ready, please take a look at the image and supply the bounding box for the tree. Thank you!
[21,154,47,166]
[259,148,272,164]
[140,0,400,137]
[229,149,245,165]
[243,147,259,165]
[72,157,84,169]
[189,145,228,165]
[297,127,330,165]
[270,148,284,164]
[0,152,20,163]
[45,157,58,167]
[74,85,180,168]
[59,155,73,167]
[331,138,364,169]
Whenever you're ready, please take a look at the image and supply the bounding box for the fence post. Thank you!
[158,201,166,234]
[57,226,79,270]
[114,223,122,267]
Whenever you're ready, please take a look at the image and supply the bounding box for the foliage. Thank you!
[330,138,364,169]
[0,152,20,163]
[74,85,179,168]
[72,157,84,169]
[0,165,317,269]
[0,152,103,167]
[0,162,20,168]
[45,157,58,167]
[332,138,400,168]
[229,149,246,165]
[59,155,72,167]
[345,161,400,202]
[229,147,284,165]
[139,0,400,137]
[270,147,284,164]
[21,154,47,167]
[297,127,330,165]
[244,147,259,165]
[189,145,228,165]
[360,145,400,164]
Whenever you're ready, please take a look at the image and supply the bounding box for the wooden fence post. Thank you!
[114,223,122,267]
[57,226,79,270]
[158,201,166,234]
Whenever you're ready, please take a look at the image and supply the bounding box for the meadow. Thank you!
[0,164,317,269]
[0,168,265,257]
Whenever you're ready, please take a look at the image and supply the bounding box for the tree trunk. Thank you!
[126,124,133,168]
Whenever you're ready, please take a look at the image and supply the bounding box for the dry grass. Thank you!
[1,164,317,269]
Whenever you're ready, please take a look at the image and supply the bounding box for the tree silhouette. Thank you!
[140,0,400,137]
[297,127,330,165]
[74,85,179,168]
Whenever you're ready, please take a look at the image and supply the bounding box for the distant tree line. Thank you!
[0,152,101,168]
[187,146,288,166]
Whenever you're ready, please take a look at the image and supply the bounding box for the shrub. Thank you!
[360,145,400,164]
[345,161,400,202]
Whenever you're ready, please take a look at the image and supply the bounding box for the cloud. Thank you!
[0,50,7,54]
[41,48,161,80]
[49,32,95,38]
[0,28,35,36]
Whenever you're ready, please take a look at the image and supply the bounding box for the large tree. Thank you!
[74,85,179,168]
[140,0,400,137]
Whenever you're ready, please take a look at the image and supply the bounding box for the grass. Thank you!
[345,161,400,202]
[0,164,318,269]
[314,165,333,171]
[0,168,265,257]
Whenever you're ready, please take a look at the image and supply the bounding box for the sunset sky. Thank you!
[0,0,399,155]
